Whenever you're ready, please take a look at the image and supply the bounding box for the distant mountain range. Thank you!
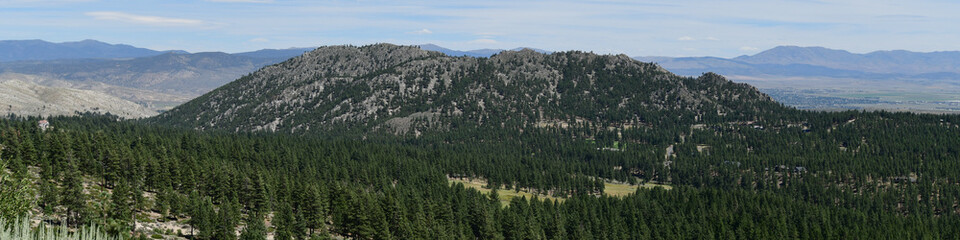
[419,44,552,57]
[635,46,960,79]
[636,46,960,112]
[0,40,314,116]
[1,52,290,95]
[5,39,960,117]
[0,39,184,62]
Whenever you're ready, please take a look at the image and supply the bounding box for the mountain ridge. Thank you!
[152,43,781,134]
[0,45,312,112]
[0,39,176,62]
[419,44,553,57]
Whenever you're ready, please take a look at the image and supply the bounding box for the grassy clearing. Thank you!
[449,178,561,206]
[603,181,672,197]
[449,178,671,206]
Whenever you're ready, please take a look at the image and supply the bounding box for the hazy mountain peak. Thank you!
[731,45,960,74]
[736,46,854,63]
[418,44,553,58]
[0,39,167,62]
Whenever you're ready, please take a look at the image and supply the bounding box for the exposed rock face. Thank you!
[153,44,780,133]
[0,77,157,118]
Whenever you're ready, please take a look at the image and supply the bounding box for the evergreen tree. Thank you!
[0,157,34,220]
[214,200,239,240]
[240,213,267,240]
[108,179,135,232]
[61,156,88,227]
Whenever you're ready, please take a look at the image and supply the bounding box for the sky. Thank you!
[1,0,958,58]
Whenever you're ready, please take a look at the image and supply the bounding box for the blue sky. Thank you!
[1,0,958,57]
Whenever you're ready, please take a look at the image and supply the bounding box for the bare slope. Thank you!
[0,76,156,118]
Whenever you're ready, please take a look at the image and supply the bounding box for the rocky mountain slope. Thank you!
[0,76,156,118]
[153,44,782,134]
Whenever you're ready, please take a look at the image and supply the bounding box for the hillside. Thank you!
[0,77,156,118]
[0,49,310,112]
[6,44,960,240]
[153,44,783,133]
[2,52,276,95]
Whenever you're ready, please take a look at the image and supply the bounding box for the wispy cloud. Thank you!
[85,12,205,26]
[407,29,432,35]
[739,46,759,51]
[8,0,958,57]
[249,38,270,43]
[469,39,498,44]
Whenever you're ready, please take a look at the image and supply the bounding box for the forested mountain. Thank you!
[4,43,960,240]
[0,39,172,62]
[154,44,782,134]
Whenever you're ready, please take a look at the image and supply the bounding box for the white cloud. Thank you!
[468,39,498,44]
[206,0,274,3]
[705,36,720,41]
[86,12,205,26]
[249,38,270,42]
[407,29,433,35]
[677,36,695,41]
[739,46,759,51]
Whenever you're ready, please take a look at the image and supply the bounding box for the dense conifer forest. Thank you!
[2,109,960,239]
[2,45,960,239]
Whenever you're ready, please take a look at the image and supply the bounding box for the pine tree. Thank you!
[214,200,239,240]
[304,185,327,235]
[240,213,267,240]
[274,202,296,240]
[38,175,59,215]
[61,156,88,227]
[189,193,217,240]
[0,157,35,220]
[108,179,134,232]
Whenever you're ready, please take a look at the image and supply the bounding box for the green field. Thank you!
[602,181,673,197]
[449,178,671,206]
